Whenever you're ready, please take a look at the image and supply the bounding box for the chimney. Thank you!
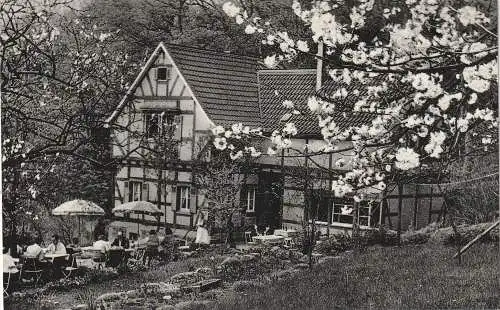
[316,42,324,91]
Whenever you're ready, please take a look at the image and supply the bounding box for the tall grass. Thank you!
[203,243,499,310]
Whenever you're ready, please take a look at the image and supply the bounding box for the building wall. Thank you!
[110,47,213,237]
[110,47,443,239]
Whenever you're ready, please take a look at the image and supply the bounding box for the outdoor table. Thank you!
[43,253,69,261]
[274,229,298,238]
[252,235,285,245]
[43,253,69,278]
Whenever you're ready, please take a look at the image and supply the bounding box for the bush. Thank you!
[315,234,354,255]
[361,226,399,246]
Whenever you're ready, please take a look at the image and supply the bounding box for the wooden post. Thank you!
[280,149,285,228]
[397,184,403,245]
[412,184,419,229]
[316,42,324,91]
[327,153,333,237]
[428,185,433,224]
[453,220,499,259]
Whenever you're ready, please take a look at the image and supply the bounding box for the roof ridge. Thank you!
[258,69,317,74]
[163,42,260,61]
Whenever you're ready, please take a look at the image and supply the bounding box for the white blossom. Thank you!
[296,40,309,53]
[282,100,294,109]
[395,147,420,170]
[424,131,446,158]
[282,123,298,136]
[263,54,278,68]
[307,96,321,114]
[244,24,257,34]
[214,137,227,150]
[211,126,225,136]
[230,150,243,160]
[222,2,241,18]
[457,6,487,26]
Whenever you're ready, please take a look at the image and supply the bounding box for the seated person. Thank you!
[111,231,129,249]
[93,235,110,254]
[25,236,44,261]
[68,237,80,249]
[46,234,67,254]
[3,247,18,273]
[3,247,19,293]
[143,230,159,266]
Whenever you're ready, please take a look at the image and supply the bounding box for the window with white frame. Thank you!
[331,199,372,227]
[144,112,177,138]
[127,181,148,202]
[176,186,191,211]
[331,200,355,225]
[245,187,256,213]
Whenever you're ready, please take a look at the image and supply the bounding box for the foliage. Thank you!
[214,0,498,205]
[442,152,499,225]
[193,144,255,234]
[83,0,311,65]
[1,0,135,246]
[314,233,354,255]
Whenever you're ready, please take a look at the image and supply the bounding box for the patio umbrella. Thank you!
[52,200,105,241]
[111,201,163,235]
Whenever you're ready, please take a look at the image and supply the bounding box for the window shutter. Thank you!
[123,181,129,203]
[175,186,181,211]
[142,183,149,201]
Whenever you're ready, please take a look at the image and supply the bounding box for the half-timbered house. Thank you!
[105,42,444,240]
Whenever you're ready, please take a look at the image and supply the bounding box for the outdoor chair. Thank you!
[91,252,107,269]
[177,239,190,252]
[244,231,256,245]
[19,256,43,287]
[127,247,145,268]
[283,237,296,249]
[62,252,79,278]
[3,269,19,297]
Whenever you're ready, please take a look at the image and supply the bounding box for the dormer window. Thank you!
[156,67,169,81]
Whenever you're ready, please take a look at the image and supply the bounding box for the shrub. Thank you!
[315,234,354,255]
[360,226,399,246]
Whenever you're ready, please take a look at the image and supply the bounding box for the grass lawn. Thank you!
[206,243,499,310]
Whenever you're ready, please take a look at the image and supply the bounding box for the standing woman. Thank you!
[194,211,210,247]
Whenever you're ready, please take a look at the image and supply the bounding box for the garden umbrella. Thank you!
[111,201,163,235]
[52,200,105,241]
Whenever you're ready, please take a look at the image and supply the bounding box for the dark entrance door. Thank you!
[256,171,283,230]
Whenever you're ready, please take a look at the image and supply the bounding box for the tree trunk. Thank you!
[156,170,162,232]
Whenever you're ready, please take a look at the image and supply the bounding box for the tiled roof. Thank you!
[258,69,319,135]
[109,43,409,139]
[316,76,412,131]
[165,44,262,128]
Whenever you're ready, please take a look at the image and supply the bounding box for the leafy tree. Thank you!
[214,0,498,214]
[193,130,257,248]
[1,0,135,251]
